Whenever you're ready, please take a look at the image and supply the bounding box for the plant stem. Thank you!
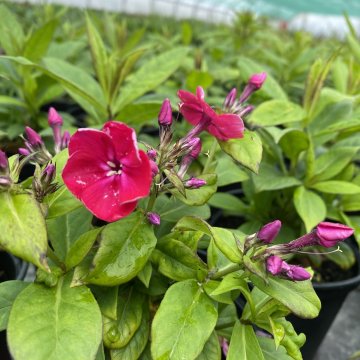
[210,263,242,280]
[202,138,218,174]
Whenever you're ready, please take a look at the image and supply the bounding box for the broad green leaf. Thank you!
[332,59,348,93]
[91,285,118,320]
[279,130,309,163]
[311,147,357,182]
[186,70,214,92]
[210,272,245,296]
[195,331,221,360]
[219,130,262,174]
[47,206,93,261]
[85,13,108,92]
[293,186,326,232]
[170,174,217,206]
[65,227,102,270]
[113,47,189,113]
[23,20,58,61]
[0,280,29,331]
[0,192,48,270]
[103,287,145,349]
[237,57,287,100]
[249,100,305,127]
[8,273,102,360]
[310,181,360,194]
[258,338,292,360]
[249,275,321,319]
[111,305,150,360]
[152,238,207,281]
[87,212,157,286]
[45,186,82,218]
[137,261,153,287]
[151,279,218,360]
[268,316,285,349]
[208,192,247,213]
[227,321,265,360]
[216,155,249,186]
[252,163,301,192]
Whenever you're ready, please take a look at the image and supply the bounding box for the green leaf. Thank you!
[186,70,214,92]
[293,186,326,232]
[311,147,357,182]
[257,338,292,360]
[47,206,93,262]
[347,33,360,63]
[249,100,305,127]
[170,174,217,206]
[137,262,153,287]
[249,275,321,319]
[252,163,301,192]
[113,47,189,113]
[216,155,249,186]
[208,192,247,213]
[103,287,145,349]
[0,280,29,331]
[279,130,309,163]
[237,57,287,100]
[87,212,157,286]
[45,186,82,218]
[151,280,218,360]
[8,273,102,360]
[110,305,150,360]
[152,237,207,281]
[310,180,360,194]
[91,285,118,320]
[0,192,48,270]
[85,13,108,93]
[227,321,265,360]
[195,331,221,360]
[23,20,58,61]
[219,130,262,174]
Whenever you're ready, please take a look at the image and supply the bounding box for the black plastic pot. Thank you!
[0,252,28,360]
[290,243,360,360]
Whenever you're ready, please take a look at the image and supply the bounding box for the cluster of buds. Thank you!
[244,220,354,281]
[0,150,12,189]
[32,163,58,203]
[223,72,267,118]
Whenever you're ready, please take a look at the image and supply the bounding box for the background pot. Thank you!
[0,252,28,360]
[290,242,360,360]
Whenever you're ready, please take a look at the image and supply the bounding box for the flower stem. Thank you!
[210,263,242,280]
[202,138,218,174]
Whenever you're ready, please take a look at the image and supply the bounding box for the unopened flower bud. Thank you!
[18,148,31,156]
[187,137,201,159]
[286,265,311,281]
[158,98,172,126]
[249,72,267,90]
[48,107,63,126]
[315,222,354,248]
[41,164,56,185]
[223,88,237,109]
[221,338,229,357]
[185,177,206,189]
[25,126,43,147]
[238,105,254,117]
[61,131,70,150]
[150,160,159,178]
[147,212,161,226]
[258,220,281,244]
[266,255,283,275]
[147,149,157,161]
[0,150,8,170]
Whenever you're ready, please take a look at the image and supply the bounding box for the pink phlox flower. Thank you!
[316,222,354,248]
[178,86,244,141]
[62,121,152,222]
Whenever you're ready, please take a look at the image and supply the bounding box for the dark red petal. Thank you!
[68,128,114,161]
[180,103,203,125]
[62,153,109,198]
[208,114,244,141]
[80,176,138,222]
[117,150,152,203]
[177,89,199,104]
[102,121,141,166]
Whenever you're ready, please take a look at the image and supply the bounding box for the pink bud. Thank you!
[61,131,71,150]
[158,98,172,126]
[238,105,254,117]
[42,164,56,183]
[48,107,63,126]
[249,72,267,89]
[25,127,43,147]
[19,148,30,156]
[316,222,354,248]
[147,149,157,161]
[266,255,284,275]
[286,265,311,281]
[258,220,281,244]
[0,150,8,170]
[147,212,161,226]
[187,137,201,159]
[185,177,206,189]
[0,176,11,187]
[221,338,229,356]
[150,160,159,178]
[223,88,237,109]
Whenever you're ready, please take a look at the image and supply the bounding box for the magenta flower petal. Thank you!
[266,255,284,275]
[207,113,244,141]
[316,222,354,248]
[258,220,282,244]
[286,265,311,281]
[62,121,152,222]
